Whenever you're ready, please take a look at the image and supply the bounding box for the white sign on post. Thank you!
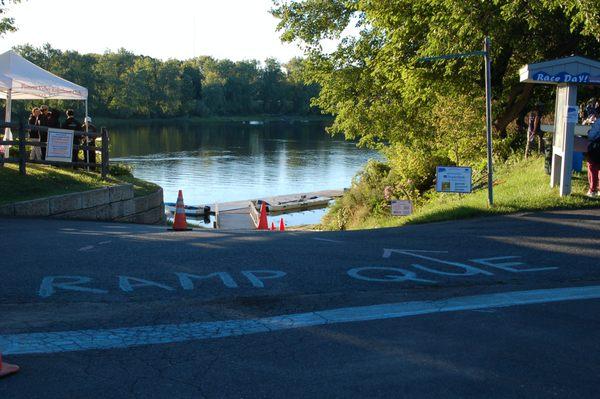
[391,200,412,216]
[436,166,472,193]
[567,106,579,124]
[46,128,74,162]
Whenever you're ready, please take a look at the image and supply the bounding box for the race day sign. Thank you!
[46,128,74,162]
[436,166,472,193]
[531,71,600,84]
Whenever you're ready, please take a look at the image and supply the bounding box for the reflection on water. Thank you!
[111,121,380,211]
[272,207,329,227]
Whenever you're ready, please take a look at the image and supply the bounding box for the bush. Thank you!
[321,160,391,230]
[109,163,134,177]
[495,122,527,161]
[385,143,452,193]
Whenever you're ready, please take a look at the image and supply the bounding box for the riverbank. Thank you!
[94,114,333,126]
[319,156,599,230]
[0,163,159,206]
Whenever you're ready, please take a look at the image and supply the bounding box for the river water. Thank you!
[110,121,379,225]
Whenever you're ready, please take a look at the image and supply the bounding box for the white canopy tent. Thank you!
[0,49,88,155]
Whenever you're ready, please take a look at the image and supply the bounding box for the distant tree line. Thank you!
[11,44,321,119]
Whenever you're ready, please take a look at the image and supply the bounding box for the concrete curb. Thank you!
[2,184,165,225]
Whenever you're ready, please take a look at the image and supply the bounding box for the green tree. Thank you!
[258,58,285,113]
[284,57,321,115]
[0,0,20,37]
[272,0,600,146]
[180,61,203,115]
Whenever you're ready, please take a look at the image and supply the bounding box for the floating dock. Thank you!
[214,189,343,230]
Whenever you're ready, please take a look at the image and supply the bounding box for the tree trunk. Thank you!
[493,83,534,135]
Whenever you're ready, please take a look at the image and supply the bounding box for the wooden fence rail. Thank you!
[0,121,109,178]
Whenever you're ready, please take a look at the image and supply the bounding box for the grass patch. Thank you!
[0,163,160,205]
[334,156,599,230]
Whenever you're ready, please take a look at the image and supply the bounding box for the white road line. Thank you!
[312,238,344,243]
[2,285,599,356]
[77,245,94,252]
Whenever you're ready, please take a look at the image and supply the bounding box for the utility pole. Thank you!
[484,37,494,206]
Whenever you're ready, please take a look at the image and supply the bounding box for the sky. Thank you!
[2,0,305,62]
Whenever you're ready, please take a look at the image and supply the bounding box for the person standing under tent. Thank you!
[49,108,62,127]
[82,116,97,168]
[61,109,82,163]
[27,107,43,160]
[38,105,53,159]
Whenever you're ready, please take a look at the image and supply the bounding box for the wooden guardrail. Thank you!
[0,121,110,178]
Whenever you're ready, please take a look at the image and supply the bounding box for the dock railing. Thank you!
[248,201,260,229]
[0,121,110,178]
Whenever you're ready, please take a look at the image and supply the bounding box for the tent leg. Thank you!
[84,100,89,171]
[2,88,12,157]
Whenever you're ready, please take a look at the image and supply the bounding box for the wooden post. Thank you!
[18,122,26,175]
[101,127,109,179]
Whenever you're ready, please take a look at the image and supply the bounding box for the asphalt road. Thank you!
[1,208,600,398]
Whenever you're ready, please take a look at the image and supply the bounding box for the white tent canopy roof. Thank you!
[0,50,87,100]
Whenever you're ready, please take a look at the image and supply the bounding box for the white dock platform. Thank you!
[214,189,343,230]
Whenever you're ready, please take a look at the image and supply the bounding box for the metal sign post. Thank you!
[420,37,494,206]
[484,37,494,206]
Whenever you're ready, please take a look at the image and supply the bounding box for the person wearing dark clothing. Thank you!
[49,108,62,127]
[41,107,60,128]
[27,107,41,137]
[61,109,82,130]
[38,105,53,158]
[39,105,49,125]
[525,104,544,157]
[82,116,98,167]
[27,107,43,160]
[61,109,83,163]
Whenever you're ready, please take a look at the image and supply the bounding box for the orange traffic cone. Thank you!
[169,190,192,231]
[271,222,276,231]
[257,202,269,230]
[279,218,285,231]
[0,353,20,378]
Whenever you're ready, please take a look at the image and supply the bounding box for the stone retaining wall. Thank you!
[0,184,165,225]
